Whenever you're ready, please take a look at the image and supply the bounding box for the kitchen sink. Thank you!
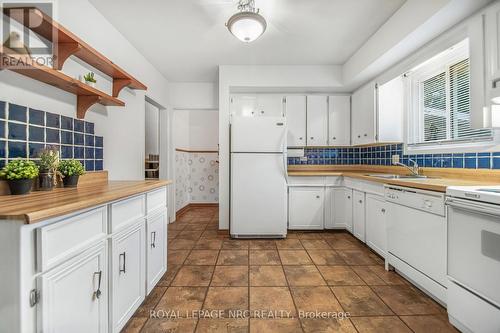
[365,174,428,180]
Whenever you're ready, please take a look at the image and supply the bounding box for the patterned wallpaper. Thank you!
[175,150,219,212]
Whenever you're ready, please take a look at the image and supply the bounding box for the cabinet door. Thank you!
[328,96,351,146]
[352,190,366,242]
[306,96,328,146]
[39,242,107,333]
[325,187,348,229]
[146,212,167,294]
[230,95,258,117]
[285,96,307,147]
[344,188,353,233]
[288,187,324,230]
[111,221,146,333]
[256,94,284,117]
[351,83,375,145]
[365,194,387,258]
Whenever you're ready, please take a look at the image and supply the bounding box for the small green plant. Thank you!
[0,159,39,180]
[58,159,85,177]
[38,146,60,173]
[83,72,96,83]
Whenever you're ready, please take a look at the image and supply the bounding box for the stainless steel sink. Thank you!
[366,174,428,180]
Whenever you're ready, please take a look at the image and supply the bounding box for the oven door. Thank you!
[447,197,500,307]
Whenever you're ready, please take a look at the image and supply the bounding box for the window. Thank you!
[406,39,493,151]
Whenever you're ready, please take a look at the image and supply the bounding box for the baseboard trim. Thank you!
[176,203,219,216]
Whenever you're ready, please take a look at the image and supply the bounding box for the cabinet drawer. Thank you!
[37,207,107,272]
[147,188,167,214]
[111,195,146,232]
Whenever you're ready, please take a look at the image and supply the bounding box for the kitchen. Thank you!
[1,0,500,332]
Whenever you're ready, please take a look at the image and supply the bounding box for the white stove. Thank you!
[446,186,500,333]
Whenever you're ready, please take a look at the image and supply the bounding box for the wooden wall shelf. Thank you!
[3,7,147,98]
[1,47,125,119]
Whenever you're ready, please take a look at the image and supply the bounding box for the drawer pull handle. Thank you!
[381,208,386,213]
[310,137,314,140]
[347,196,351,199]
[151,231,157,248]
[119,252,126,274]
[316,195,320,199]
[359,200,363,204]
[93,270,102,300]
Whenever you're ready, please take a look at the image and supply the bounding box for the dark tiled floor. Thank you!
[123,206,458,333]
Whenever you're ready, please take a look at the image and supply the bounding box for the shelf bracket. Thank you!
[112,78,132,97]
[53,42,81,70]
[77,95,101,119]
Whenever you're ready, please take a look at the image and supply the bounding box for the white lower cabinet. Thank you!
[344,188,353,233]
[365,194,387,258]
[38,241,108,333]
[325,187,352,232]
[288,187,324,229]
[353,190,366,241]
[110,221,146,333]
[146,211,167,294]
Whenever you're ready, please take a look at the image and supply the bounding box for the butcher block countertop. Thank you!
[0,180,171,224]
[288,165,500,192]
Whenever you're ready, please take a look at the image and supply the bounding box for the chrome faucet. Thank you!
[394,159,420,176]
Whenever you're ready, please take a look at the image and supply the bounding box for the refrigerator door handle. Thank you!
[281,130,289,184]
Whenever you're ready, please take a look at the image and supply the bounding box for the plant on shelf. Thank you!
[37,146,62,191]
[0,159,39,195]
[58,159,85,188]
[83,72,97,87]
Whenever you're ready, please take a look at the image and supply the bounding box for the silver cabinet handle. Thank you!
[299,137,303,140]
[260,110,264,114]
[359,200,363,204]
[93,271,102,300]
[119,252,126,274]
[357,135,361,138]
[332,137,336,140]
[347,196,351,199]
[364,133,368,137]
[316,195,320,199]
[310,137,314,140]
[381,208,386,213]
[151,231,156,248]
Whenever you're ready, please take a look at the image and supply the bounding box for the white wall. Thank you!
[0,0,170,180]
[145,101,159,155]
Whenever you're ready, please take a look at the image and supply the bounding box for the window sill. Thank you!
[405,137,499,155]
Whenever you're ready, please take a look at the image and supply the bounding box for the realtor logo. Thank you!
[1,2,54,68]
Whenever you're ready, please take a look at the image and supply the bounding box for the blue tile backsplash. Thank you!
[288,144,500,170]
[0,101,104,171]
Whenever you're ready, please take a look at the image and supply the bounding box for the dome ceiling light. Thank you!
[226,0,267,43]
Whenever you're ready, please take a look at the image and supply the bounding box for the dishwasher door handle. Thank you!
[446,198,500,218]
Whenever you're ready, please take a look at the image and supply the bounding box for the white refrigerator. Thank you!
[230,116,288,238]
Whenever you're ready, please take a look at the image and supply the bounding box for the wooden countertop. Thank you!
[0,180,171,224]
[288,165,500,192]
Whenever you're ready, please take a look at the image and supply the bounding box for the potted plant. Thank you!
[58,159,85,188]
[37,147,61,191]
[83,72,97,88]
[0,159,39,195]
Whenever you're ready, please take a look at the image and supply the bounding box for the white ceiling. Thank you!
[89,0,405,82]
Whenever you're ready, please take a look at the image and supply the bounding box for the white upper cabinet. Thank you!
[230,94,283,117]
[306,95,328,146]
[230,95,258,117]
[328,95,351,146]
[351,82,376,145]
[285,95,307,147]
[256,94,284,117]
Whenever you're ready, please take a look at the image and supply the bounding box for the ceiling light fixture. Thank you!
[226,0,266,43]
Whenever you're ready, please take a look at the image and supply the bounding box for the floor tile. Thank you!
[290,286,343,313]
[168,250,190,265]
[169,239,197,250]
[400,315,459,333]
[178,230,204,240]
[222,239,250,250]
[157,265,181,287]
[284,265,326,286]
[168,230,181,239]
[155,287,207,316]
[142,318,198,333]
[195,318,249,333]
[122,317,147,333]
[172,266,215,287]
[184,250,219,265]
[279,250,313,265]
[364,265,408,285]
[297,232,324,240]
[301,318,357,333]
[183,224,207,231]
[249,318,303,333]
[217,250,249,265]
[372,285,445,315]
[249,287,296,317]
[134,286,167,317]
[307,250,346,265]
[300,239,331,249]
[194,239,223,250]
[249,240,277,249]
[249,250,281,265]
[330,286,393,316]
[337,250,378,265]
[351,266,386,285]
[327,238,364,250]
[168,223,187,231]
[275,239,304,249]
[351,316,412,332]
[211,266,249,286]
[203,287,248,315]
[249,266,287,286]
[317,266,365,286]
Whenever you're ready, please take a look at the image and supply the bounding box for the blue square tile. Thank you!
[74,132,84,145]
[465,153,477,158]
[61,145,73,159]
[95,136,103,148]
[74,146,84,159]
[493,152,500,157]
[8,103,27,122]
[85,160,94,171]
[45,128,60,144]
[478,157,491,169]
[442,158,452,168]
[478,152,491,157]
[8,122,26,140]
[61,130,73,145]
[29,142,45,158]
[0,101,5,119]
[29,108,45,126]
[61,116,73,130]
[74,119,84,133]
[0,120,4,138]
[0,140,5,158]
[0,159,5,169]
[464,158,477,169]
[95,148,103,159]
[29,126,45,142]
[493,157,500,169]
[9,141,27,158]
[85,135,94,147]
[46,112,60,128]
[95,160,103,171]
[452,158,464,168]
[85,147,94,159]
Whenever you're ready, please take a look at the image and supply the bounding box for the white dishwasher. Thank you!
[385,185,447,304]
